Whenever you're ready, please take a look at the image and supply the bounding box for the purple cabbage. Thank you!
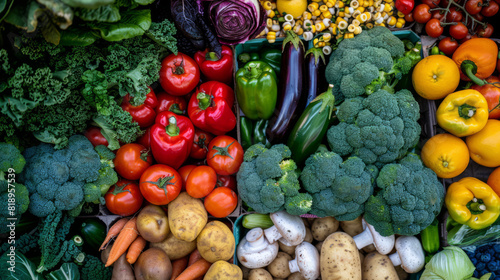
[208,0,266,45]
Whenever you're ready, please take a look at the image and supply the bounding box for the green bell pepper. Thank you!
[253,119,269,147]
[238,52,260,64]
[235,61,278,120]
[240,117,270,150]
[420,218,440,254]
[259,49,281,75]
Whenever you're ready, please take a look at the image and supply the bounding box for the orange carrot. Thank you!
[126,236,146,264]
[105,217,138,267]
[174,258,212,280]
[170,257,189,280]
[188,249,202,266]
[100,218,129,251]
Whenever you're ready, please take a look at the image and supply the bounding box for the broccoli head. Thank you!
[327,89,420,168]
[22,135,113,217]
[325,26,407,102]
[364,153,445,236]
[237,144,311,215]
[301,147,378,220]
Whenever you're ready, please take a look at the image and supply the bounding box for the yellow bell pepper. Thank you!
[445,177,500,230]
[436,89,489,137]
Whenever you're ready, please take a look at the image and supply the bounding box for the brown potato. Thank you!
[268,252,292,278]
[362,252,398,280]
[150,231,196,260]
[137,205,169,243]
[134,248,172,280]
[111,253,134,280]
[168,192,207,242]
[204,260,243,280]
[311,217,339,241]
[321,232,361,279]
[340,216,364,237]
[248,268,273,280]
[197,221,235,263]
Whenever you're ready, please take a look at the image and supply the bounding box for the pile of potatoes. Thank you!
[103,192,242,280]
[240,216,409,280]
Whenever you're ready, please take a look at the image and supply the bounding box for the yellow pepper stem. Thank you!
[458,104,476,119]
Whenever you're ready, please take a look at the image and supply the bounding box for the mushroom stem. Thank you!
[245,228,268,252]
[289,259,300,273]
[389,252,402,266]
[353,227,374,250]
[264,226,282,243]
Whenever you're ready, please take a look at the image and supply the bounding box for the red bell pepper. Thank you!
[150,111,195,169]
[156,91,187,115]
[188,81,236,136]
[395,0,414,15]
[194,45,234,85]
[121,87,158,128]
[471,76,500,119]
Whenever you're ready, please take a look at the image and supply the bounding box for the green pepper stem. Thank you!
[169,103,184,115]
[238,53,251,64]
[205,52,220,61]
[166,116,180,137]
[469,202,486,212]
[247,66,260,79]
[458,103,476,119]
[467,198,486,215]
[461,60,487,86]
[197,92,212,111]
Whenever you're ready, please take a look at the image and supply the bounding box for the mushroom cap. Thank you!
[237,230,280,269]
[365,220,395,255]
[291,242,320,280]
[394,236,425,273]
[269,210,306,246]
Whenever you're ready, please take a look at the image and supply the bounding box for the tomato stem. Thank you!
[209,141,235,160]
[111,183,131,196]
[429,0,487,34]
[145,176,175,199]
[461,60,487,86]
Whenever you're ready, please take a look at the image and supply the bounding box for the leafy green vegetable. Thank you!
[145,18,178,54]
[420,247,476,280]
[74,5,121,22]
[0,251,43,280]
[61,0,114,9]
[46,263,81,280]
[90,9,152,41]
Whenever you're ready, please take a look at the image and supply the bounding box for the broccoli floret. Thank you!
[327,89,420,168]
[94,145,118,196]
[81,254,112,280]
[0,183,30,234]
[284,193,313,216]
[301,147,377,220]
[237,144,300,214]
[23,135,108,217]
[364,154,445,236]
[325,26,409,101]
[0,143,26,175]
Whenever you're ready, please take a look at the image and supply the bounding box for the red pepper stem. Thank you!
[197,92,212,111]
[461,60,487,86]
[210,141,235,160]
[169,104,184,115]
[205,52,220,61]
[166,116,180,137]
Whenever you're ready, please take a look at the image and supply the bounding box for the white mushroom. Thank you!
[237,228,279,269]
[353,219,395,255]
[388,236,425,273]
[264,210,306,246]
[288,242,320,280]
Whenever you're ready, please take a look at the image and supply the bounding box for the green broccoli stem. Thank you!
[461,60,487,86]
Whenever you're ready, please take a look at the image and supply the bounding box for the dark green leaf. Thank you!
[37,0,74,29]
[74,4,120,22]
[0,0,15,22]
[133,0,154,5]
[90,9,151,41]
[59,27,99,46]
[4,1,41,31]
[46,263,81,280]
[61,0,114,9]
[37,11,61,45]
[0,0,6,13]
[0,252,43,280]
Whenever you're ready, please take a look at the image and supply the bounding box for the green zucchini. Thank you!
[79,218,106,252]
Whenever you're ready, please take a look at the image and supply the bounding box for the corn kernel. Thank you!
[303,11,312,20]
[312,9,321,17]
[322,10,332,18]
[308,2,319,12]
[267,9,275,18]
[397,10,405,17]
[344,32,354,39]
[320,5,329,12]
[366,22,374,28]
[387,16,396,25]
[395,22,404,28]
[263,1,272,10]
[266,18,273,28]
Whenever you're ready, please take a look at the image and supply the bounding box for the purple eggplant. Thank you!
[302,47,327,111]
[266,31,305,144]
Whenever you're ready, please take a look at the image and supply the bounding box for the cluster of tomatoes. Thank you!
[84,46,242,219]
[408,0,498,55]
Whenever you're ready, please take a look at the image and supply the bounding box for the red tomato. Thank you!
[471,76,500,119]
[114,143,153,180]
[476,23,494,38]
[217,175,237,191]
[159,53,200,96]
[425,19,444,37]
[459,33,478,44]
[437,37,460,56]
[472,12,485,21]
[465,0,483,14]
[190,129,214,160]
[84,126,108,147]
[413,4,432,23]
[431,10,445,20]
[178,165,196,189]
[449,22,468,40]
[404,12,414,22]
[140,164,182,205]
[186,165,217,198]
[136,127,151,150]
[105,180,144,216]
[121,87,158,128]
[446,7,463,22]
[481,0,499,16]
[207,136,244,176]
[156,91,188,115]
[422,0,440,8]
[204,187,238,218]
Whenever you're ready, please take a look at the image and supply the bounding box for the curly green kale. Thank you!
[300,146,378,220]
[364,153,445,236]
[81,254,112,280]
[145,18,178,54]
[325,26,407,102]
[22,135,117,217]
[237,144,312,215]
[327,89,421,168]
